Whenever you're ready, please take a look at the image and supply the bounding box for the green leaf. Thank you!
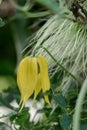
[59,114,72,130]
[0,18,5,27]
[15,108,30,125]
[67,89,77,100]
[54,93,67,108]
[0,93,14,109]
[9,112,18,122]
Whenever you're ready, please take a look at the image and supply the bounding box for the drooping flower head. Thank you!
[17,55,51,109]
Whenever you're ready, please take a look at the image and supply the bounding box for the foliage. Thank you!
[0,0,87,130]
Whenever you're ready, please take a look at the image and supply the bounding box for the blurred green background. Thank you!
[0,16,16,92]
[0,0,50,92]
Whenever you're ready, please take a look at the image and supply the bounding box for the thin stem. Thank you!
[23,11,50,18]
[40,45,77,81]
[9,0,50,18]
[11,24,23,72]
[73,77,87,130]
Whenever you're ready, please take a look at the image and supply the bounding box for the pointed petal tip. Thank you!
[44,95,52,107]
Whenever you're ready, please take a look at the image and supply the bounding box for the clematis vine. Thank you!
[17,55,51,109]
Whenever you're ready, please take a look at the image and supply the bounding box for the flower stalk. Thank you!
[73,77,87,130]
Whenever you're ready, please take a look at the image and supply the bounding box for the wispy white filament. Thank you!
[26,2,87,93]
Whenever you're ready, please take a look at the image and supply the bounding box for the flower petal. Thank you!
[37,55,51,106]
[17,57,38,107]
[37,55,50,92]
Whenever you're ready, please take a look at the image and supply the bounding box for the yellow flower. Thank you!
[17,55,51,109]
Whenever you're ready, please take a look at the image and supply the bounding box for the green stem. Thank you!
[35,0,61,15]
[23,11,50,18]
[41,45,77,81]
[9,0,50,18]
[73,78,87,130]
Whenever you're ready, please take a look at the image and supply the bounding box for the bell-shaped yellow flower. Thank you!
[17,55,51,109]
